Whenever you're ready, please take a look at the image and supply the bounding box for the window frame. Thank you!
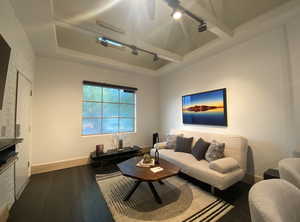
[81,82,137,136]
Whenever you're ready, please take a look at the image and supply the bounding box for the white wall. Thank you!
[0,0,35,80]
[159,22,300,177]
[286,14,300,156]
[0,0,35,137]
[0,0,35,213]
[32,57,160,165]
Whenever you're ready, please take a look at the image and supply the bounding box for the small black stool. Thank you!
[263,168,280,180]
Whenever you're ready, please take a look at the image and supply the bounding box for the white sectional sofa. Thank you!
[151,130,248,191]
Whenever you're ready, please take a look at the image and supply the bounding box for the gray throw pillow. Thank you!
[192,138,211,160]
[175,136,193,153]
[205,140,225,162]
[166,134,183,149]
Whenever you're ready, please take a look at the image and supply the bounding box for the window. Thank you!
[82,81,136,135]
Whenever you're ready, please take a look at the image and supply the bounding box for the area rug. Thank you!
[96,172,233,222]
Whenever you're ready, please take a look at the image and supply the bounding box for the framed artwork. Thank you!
[182,88,227,126]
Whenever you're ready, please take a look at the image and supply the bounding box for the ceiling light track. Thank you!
[165,0,207,32]
[98,37,159,62]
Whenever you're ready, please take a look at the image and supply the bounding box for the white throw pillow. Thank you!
[209,157,240,173]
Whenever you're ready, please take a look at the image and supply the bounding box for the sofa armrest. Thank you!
[154,142,168,149]
[209,157,240,173]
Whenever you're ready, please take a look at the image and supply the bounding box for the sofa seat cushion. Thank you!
[151,149,244,190]
[151,148,199,169]
[154,142,167,149]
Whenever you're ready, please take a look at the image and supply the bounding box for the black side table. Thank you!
[263,168,280,180]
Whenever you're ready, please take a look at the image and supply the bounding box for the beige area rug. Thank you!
[96,172,233,222]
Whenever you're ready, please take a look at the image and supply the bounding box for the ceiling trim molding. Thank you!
[53,19,182,64]
[158,0,300,75]
[53,46,159,76]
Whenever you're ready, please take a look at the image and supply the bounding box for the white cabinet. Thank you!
[15,73,32,196]
[0,163,15,213]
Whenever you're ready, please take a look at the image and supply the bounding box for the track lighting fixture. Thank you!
[100,37,109,47]
[97,36,160,62]
[165,0,180,9]
[198,20,207,32]
[165,0,207,33]
[98,37,123,47]
[153,54,159,62]
[131,46,138,55]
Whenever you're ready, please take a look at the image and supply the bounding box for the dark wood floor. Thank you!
[8,165,252,222]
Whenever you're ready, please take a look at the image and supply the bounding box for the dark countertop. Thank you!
[0,138,23,152]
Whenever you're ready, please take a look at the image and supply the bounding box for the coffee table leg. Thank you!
[158,180,164,185]
[124,180,141,201]
[148,182,162,204]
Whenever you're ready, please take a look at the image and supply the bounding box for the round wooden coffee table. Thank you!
[117,157,180,204]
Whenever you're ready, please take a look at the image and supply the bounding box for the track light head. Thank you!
[165,0,208,33]
[165,0,180,9]
[171,9,182,20]
[198,20,207,32]
[97,38,158,61]
[100,37,109,47]
[131,46,138,55]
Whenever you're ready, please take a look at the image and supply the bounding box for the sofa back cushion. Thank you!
[171,130,248,172]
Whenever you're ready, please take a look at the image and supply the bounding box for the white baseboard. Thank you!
[0,205,9,222]
[31,157,90,175]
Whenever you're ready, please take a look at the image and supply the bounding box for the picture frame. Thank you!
[182,88,228,126]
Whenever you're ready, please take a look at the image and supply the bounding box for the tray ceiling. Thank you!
[11,0,292,72]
